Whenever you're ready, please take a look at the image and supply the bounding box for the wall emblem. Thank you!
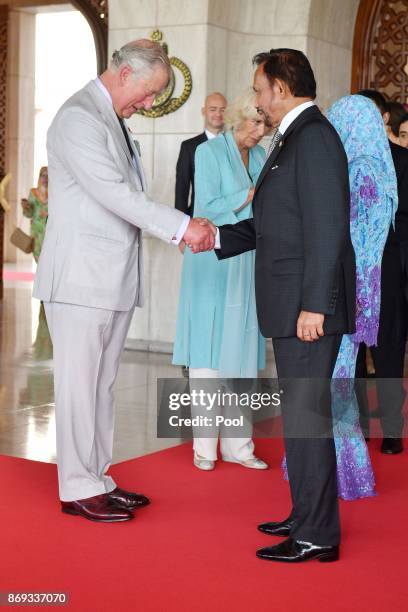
[137,30,192,118]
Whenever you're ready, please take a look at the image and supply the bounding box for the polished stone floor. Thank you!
[0,265,188,464]
[1,265,278,465]
[5,265,402,468]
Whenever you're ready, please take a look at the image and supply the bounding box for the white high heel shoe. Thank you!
[194,451,215,471]
[223,456,268,469]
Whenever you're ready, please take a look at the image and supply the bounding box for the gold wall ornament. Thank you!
[137,30,192,118]
[0,173,11,213]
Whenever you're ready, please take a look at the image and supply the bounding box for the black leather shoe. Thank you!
[61,494,134,522]
[108,487,150,509]
[381,438,403,454]
[256,537,339,563]
[258,516,294,537]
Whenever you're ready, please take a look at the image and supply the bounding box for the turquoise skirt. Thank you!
[172,246,265,377]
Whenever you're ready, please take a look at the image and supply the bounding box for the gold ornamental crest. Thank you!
[137,30,192,118]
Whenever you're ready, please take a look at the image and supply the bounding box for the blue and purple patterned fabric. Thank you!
[327,95,398,499]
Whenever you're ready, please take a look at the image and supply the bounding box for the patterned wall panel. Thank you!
[0,5,7,300]
[353,0,408,102]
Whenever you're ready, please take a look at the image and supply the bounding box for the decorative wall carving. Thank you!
[137,31,192,119]
[0,5,7,299]
[352,0,408,102]
[72,0,109,72]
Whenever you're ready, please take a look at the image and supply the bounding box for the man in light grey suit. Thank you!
[34,40,215,522]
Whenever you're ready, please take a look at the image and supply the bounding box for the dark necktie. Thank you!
[117,115,134,159]
[116,115,144,186]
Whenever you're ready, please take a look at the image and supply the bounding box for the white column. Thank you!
[5,8,36,264]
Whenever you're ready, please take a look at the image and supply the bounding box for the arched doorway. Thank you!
[352,0,408,101]
[72,0,108,73]
[0,0,108,296]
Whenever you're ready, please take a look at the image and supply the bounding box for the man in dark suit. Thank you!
[355,90,408,454]
[175,92,227,216]
[213,49,356,563]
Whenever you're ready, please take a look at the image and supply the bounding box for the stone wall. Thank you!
[108,0,361,351]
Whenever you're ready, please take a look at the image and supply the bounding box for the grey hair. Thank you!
[110,40,170,79]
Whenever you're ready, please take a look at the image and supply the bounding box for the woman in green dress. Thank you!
[22,166,52,359]
[22,166,48,263]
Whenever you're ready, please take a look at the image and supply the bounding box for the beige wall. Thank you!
[307,0,360,109]
[111,0,360,350]
[4,0,362,348]
[110,0,214,351]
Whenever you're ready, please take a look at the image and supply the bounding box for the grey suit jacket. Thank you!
[33,80,185,311]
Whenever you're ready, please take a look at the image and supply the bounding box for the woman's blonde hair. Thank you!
[223,88,260,131]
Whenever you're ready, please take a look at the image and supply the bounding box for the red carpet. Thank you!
[3,270,35,282]
[0,440,407,611]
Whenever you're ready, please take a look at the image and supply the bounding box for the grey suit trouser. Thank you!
[44,301,135,501]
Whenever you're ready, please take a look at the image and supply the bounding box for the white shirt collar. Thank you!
[205,129,219,140]
[95,77,112,105]
[278,101,315,136]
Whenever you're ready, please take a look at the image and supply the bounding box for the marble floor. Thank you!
[4,264,403,468]
[0,265,189,465]
[1,265,278,466]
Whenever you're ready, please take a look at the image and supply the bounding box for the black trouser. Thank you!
[273,334,342,547]
[355,243,407,438]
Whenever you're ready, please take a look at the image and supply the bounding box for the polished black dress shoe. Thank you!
[61,494,134,522]
[256,537,339,563]
[258,516,294,537]
[108,487,150,509]
[381,438,403,454]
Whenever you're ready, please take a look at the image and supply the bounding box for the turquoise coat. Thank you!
[172,131,266,377]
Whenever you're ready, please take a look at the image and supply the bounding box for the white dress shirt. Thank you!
[278,100,315,136]
[95,78,189,245]
[205,129,219,140]
[214,101,315,249]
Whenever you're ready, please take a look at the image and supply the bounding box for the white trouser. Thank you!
[189,367,255,462]
[44,301,135,501]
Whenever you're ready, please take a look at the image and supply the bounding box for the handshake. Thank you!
[180,218,218,254]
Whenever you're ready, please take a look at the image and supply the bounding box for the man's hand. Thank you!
[178,240,186,254]
[297,311,325,342]
[183,218,217,253]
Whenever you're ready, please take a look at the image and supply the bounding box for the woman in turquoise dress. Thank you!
[173,89,268,471]
[327,95,398,499]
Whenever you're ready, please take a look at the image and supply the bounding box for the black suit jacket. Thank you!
[216,106,356,339]
[175,132,207,216]
[387,141,408,245]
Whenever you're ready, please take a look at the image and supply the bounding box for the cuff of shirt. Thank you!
[172,214,190,245]
[214,228,221,249]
